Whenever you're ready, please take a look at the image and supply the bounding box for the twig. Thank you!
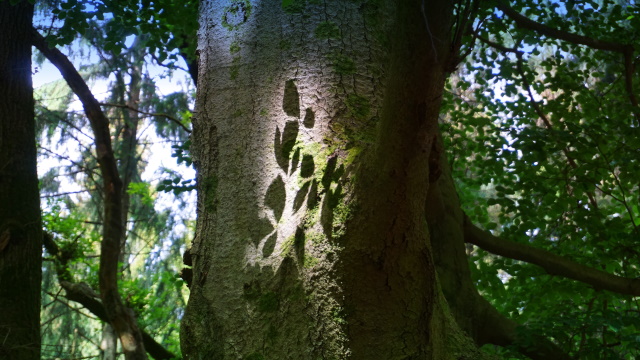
[99,102,191,133]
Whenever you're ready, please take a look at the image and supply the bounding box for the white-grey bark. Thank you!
[183,1,392,358]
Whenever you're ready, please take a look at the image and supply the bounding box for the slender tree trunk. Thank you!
[101,324,118,360]
[101,36,145,360]
[0,1,42,359]
[182,0,487,358]
[30,27,149,360]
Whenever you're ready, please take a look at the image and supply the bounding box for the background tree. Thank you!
[30,1,196,358]
[0,1,42,359]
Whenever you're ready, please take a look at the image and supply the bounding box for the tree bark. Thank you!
[0,2,42,359]
[182,0,488,359]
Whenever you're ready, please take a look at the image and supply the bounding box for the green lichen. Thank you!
[244,353,265,360]
[328,93,378,150]
[257,292,279,312]
[282,0,305,13]
[306,231,324,246]
[230,41,241,53]
[345,94,370,120]
[222,0,253,31]
[232,109,243,118]
[330,53,356,75]
[280,234,296,256]
[204,175,218,212]
[304,255,319,269]
[332,198,352,239]
[314,21,341,39]
[332,306,347,325]
[230,56,241,79]
[278,39,291,50]
[303,206,320,228]
[259,109,268,116]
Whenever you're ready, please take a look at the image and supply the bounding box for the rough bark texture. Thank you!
[0,2,42,359]
[182,0,488,359]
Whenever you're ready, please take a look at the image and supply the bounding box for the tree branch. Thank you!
[471,30,523,55]
[60,281,178,360]
[31,28,148,359]
[463,215,640,296]
[496,1,639,123]
[99,102,191,133]
[514,53,600,210]
[43,233,178,360]
[471,291,570,360]
[496,1,631,53]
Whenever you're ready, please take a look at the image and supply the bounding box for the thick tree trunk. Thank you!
[0,2,42,359]
[182,0,486,359]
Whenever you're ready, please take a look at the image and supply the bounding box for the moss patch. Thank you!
[282,0,305,13]
[230,41,241,53]
[230,56,241,79]
[330,53,356,75]
[303,255,319,269]
[244,352,265,360]
[299,154,315,178]
[345,94,370,120]
[257,292,279,313]
[222,0,252,31]
[204,175,218,212]
[307,231,325,246]
[314,21,341,39]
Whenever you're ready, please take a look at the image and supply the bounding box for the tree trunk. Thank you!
[182,0,486,359]
[0,1,42,359]
[101,324,118,360]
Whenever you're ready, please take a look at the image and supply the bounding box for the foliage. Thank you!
[444,0,640,358]
[44,0,197,64]
[34,1,196,358]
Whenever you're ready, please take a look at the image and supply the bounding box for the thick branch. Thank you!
[472,291,569,360]
[31,29,147,359]
[496,1,631,53]
[60,282,178,360]
[463,215,640,296]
